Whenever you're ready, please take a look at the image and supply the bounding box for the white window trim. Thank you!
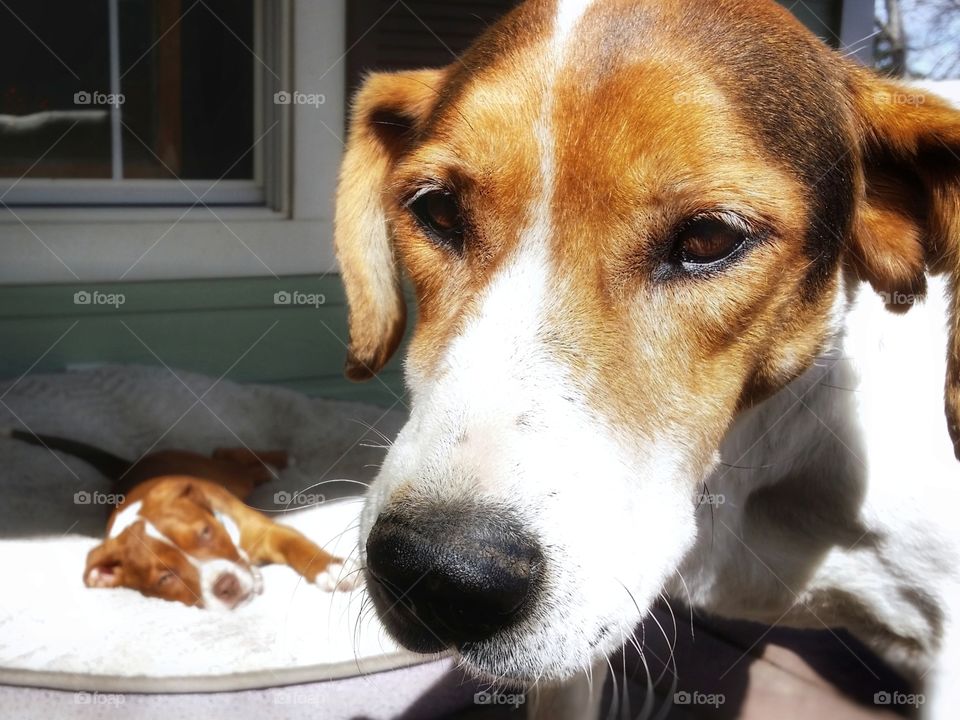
[2,179,264,206]
[1,0,345,284]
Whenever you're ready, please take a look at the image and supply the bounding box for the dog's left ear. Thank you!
[848,70,960,458]
[334,69,447,381]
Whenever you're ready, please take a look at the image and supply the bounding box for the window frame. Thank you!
[1,0,346,284]
[1,0,272,207]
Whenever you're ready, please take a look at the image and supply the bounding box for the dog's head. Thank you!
[336,0,960,681]
[84,479,262,610]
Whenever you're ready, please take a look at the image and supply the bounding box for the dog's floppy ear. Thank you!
[334,69,446,380]
[848,70,960,457]
[84,539,126,588]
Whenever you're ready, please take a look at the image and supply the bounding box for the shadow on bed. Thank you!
[604,604,913,719]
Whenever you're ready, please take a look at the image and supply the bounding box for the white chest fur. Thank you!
[675,275,960,686]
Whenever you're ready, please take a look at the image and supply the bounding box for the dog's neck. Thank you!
[674,273,958,678]
[714,270,955,494]
[705,271,861,502]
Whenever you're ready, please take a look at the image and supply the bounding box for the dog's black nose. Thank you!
[364,507,540,652]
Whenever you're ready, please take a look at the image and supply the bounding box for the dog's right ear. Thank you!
[334,69,446,381]
[847,69,960,458]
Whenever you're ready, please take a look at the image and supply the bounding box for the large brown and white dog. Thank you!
[334,0,960,716]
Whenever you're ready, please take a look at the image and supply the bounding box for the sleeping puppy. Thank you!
[333,0,960,717]
[10,431,354,609]
[85,474,354,610]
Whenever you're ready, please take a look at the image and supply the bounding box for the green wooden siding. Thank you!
[0,276,409,408]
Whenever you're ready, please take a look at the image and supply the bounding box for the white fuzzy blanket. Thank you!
[0,366,419,690]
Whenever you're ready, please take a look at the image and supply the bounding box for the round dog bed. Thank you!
[0,366,485,718]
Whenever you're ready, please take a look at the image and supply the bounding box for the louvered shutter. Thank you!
[346,0,521,96]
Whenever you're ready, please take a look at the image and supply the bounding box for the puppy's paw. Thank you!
[315,561,363,592]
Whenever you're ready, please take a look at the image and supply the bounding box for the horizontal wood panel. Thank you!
[0,275,347,319]
[0,275,410,407]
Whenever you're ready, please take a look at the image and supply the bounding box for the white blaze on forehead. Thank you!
[544,0,596,160]
[440,0,593,404]
[442,244,552,412]
[555,0,596,47]
[109,500,143,538]
[538,0,599,238]
[214,509,243,551]
[430,0,601,428]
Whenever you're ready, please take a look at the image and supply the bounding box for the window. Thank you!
[875,0,960,80]
[0,0,285,206]
[0,0,345,284]
[774,0,875,63]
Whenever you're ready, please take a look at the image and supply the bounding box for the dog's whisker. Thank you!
[352,593,374,674]
[620,631,631,720]
[818,381,859,393]
[672,569,696,643]
[351,581,369,626]
[582,658,595,708]
[289,477,372,494]
[634,633,656,720]
[652,604,681,720]
[604,650,619,720]
[617,579,668,720]
[347,417,396,446]
[325,544,358,635]
[320,520,362,550]
[358,442,392,450]
[660,591,680,659]
[649,596,677,690]
[527,656,546,702]
[339,556,366,630]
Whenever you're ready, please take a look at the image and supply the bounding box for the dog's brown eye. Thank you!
[676,217,745,266]
[199,525,213,542]
[408,190,464,250]
[157,571,175,586]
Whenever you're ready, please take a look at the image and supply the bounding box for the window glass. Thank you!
[0,0,255,182]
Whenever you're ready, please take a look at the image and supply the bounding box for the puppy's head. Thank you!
[336,0,960,681]
[84,479,262,610]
